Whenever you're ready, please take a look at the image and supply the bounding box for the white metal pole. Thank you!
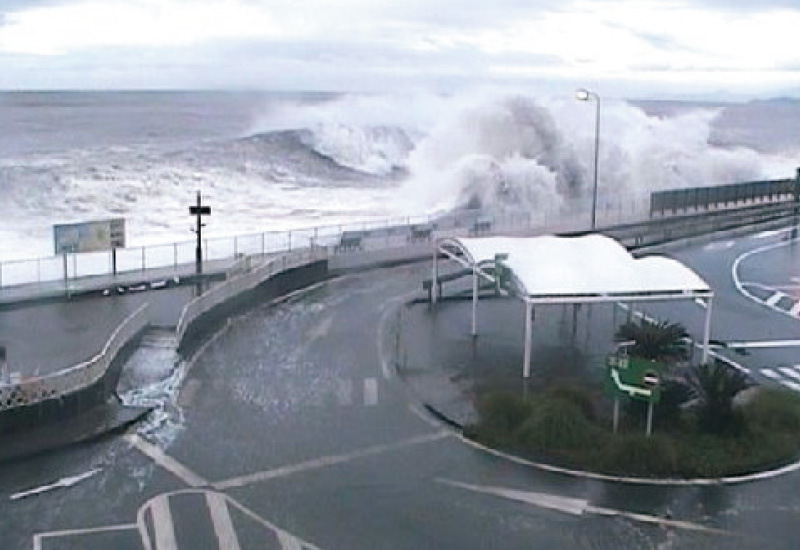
[646,401,654,437]
[471,268,478,336]
[523,302,533,378]
[432,245,439,304]
[702,296,713,364]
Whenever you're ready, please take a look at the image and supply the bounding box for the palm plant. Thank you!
[685,361,750,435]
[615,319,689,364]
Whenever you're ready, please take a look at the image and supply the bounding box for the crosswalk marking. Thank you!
[779,367,800,381]
[781,380,800,391]
[151,495,179,550]
[206,492,242,550]
[759,367,800,392]
[761,369,781,380]
[364,378,378,406]
[766,292,785,307]
[277,530,304,550]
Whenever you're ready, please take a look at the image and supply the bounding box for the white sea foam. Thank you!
[0,90,795,261]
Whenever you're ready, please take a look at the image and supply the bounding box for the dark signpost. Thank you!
[189,191,211,274]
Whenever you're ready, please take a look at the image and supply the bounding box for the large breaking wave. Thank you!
[0,90,796,259]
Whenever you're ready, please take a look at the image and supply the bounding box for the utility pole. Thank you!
[189,191,211,274]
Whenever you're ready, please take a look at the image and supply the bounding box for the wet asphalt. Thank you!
[1,227,800,549]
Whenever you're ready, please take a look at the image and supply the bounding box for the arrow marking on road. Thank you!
[11,468,101,501]
[437,479,733,536]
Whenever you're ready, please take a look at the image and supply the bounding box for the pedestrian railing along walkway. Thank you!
[0,304,149,412]
[0,195,649,291]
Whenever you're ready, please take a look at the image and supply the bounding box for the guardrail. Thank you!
[0,303,149,412]
[175,247,325,345]
[0,195,649,289]
[650,174,800,216]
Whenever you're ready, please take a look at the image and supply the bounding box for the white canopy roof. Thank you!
[452,234,710,299]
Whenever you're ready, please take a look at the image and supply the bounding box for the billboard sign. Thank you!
[53,218,125,254]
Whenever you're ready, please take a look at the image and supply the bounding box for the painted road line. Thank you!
[761,369,781,380]
[11,468,101,501]
[336,379,354,406]
[779,367,800,381]
[214,431,450,490]
[33,524,137,550]
[727,340,800,349]
[782,380,800,391]
[206,492,242,550]
[438,479,732,536]
[151,495,179,550]
[277,530,304,550]
[766,292,785,307]
[126,434,208,487]
[791,301,800,318]
[364,377,378,406]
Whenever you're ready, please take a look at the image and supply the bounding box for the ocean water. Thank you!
[0,90,797,261]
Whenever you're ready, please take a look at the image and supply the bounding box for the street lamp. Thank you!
[575,88,601,230]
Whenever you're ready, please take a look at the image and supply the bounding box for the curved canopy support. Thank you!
[432,234,714,378]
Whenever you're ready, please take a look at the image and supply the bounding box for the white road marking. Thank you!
[761,369,781,380]
[727,340,800,349]
[126,434,208,487]
[781,380,800,391]
[11,468,101,501]
[364,377,378,406]
[206,491,242,550]
[277,530,304,550]
[336,379,354,406]
[214,431,450,490]
[438,479,731,536]
[779,367,800,381]
[151,495,179,550]
[766,292,785,307]
[791,301,800,318]
[33,524,137,550]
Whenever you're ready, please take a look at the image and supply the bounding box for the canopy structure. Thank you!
[432,234,714,378]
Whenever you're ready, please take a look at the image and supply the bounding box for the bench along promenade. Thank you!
[0,172,797,461]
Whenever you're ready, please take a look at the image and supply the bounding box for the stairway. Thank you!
[140,327,177,350]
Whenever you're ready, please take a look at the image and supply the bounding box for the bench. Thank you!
[407,223,434,242]
[335,231,366,252]
[469,216,493,235]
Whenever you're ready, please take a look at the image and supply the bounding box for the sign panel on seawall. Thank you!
[53,218,126,254]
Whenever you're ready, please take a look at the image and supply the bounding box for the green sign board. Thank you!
[606,356,667,404]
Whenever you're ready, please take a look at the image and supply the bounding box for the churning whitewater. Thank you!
[0,90,796,260]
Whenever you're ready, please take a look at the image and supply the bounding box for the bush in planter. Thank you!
[513,397,594,453]
[742,387,800,433]
[686,361,750,435]
[468,392,534,445]
[594,433,679,476]
[615,319,689,364]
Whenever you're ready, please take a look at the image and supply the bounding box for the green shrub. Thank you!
[514,398,592,452]
[743,388,800,433]
[470,392,533,445]
[543,384,597,422]
[595,434,678,476]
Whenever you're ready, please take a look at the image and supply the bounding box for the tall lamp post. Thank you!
[575,88,601,230]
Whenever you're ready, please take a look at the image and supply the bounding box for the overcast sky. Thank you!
[0,0,798,98]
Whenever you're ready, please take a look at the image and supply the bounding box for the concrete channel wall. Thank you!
[0,304,149,432]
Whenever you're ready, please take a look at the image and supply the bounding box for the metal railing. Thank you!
[175,248,324,345]
[0,195,650,289]
[0,303,149,412]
